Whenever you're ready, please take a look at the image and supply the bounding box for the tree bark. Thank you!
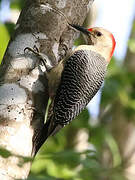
[0,0,94,179]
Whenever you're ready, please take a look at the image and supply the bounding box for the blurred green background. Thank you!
[0,0,135,180]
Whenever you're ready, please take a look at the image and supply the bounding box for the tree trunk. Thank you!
[0,0,94,179]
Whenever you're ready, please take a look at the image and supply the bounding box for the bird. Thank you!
[30,24,116,154]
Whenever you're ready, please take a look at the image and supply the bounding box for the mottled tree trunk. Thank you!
[0,0,94,179]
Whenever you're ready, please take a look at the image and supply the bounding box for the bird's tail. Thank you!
[32,114,63,156]
[32,117,54,156]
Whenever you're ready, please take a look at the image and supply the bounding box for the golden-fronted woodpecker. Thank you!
[30,24,116,153]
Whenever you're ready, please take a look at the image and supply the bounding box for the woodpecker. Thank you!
[30,24,116,153]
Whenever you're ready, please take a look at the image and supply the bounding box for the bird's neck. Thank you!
[74,45,111,62]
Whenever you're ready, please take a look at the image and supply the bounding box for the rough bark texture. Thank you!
[0,0,94,179]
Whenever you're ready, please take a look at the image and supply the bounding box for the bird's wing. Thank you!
[53,49,107,126]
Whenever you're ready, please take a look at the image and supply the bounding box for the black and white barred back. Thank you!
[34,50,108,153]
[53,50,107,126]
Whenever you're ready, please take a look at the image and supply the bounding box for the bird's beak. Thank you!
[70,24,94,45]
[70,24,91,36]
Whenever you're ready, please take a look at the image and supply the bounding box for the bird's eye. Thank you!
[95,31,102,37]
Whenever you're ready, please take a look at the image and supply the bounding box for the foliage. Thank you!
[0,23,10,62]
[0,0,17,63]
[102,58,135,116]
[10,0,25,10]
[128,39,135,53]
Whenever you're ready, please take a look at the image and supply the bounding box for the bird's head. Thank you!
[71,25,116,62]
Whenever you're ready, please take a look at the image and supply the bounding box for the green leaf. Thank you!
[0,147,12,158]
[28,175,59,180]
[10,0,25,10]
[0,23,10,62]
[128,39,135,53]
